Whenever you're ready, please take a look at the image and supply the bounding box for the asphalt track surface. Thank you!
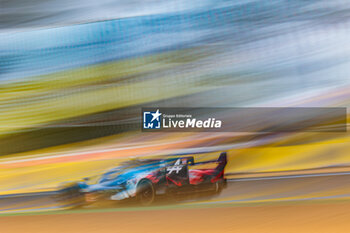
[2,173,350,232]
[2,171,350,214]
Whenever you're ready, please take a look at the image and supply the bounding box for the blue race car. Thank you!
[57,152,227,206]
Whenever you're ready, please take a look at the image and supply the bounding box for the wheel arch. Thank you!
[136,178,156,205]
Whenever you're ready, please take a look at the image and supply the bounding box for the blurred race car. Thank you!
[57,152,227,206]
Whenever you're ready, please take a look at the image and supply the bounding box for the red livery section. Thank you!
[147,152,227,195]
[57,152,228,206]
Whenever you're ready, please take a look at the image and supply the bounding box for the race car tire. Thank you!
[136,179,155,206]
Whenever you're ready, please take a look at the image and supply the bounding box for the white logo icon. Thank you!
[167,159,183,174]
[143,109,162,129]
[150,109,161,122]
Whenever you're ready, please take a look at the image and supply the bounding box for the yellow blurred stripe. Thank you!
[0,48,210,136]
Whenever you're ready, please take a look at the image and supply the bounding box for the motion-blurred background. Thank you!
[0,0,350,210]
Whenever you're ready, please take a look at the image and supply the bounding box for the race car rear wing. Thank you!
[191,152,227,166]
[165,152,227,167]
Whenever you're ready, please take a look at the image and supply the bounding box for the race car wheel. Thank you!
[136,179,155,206]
